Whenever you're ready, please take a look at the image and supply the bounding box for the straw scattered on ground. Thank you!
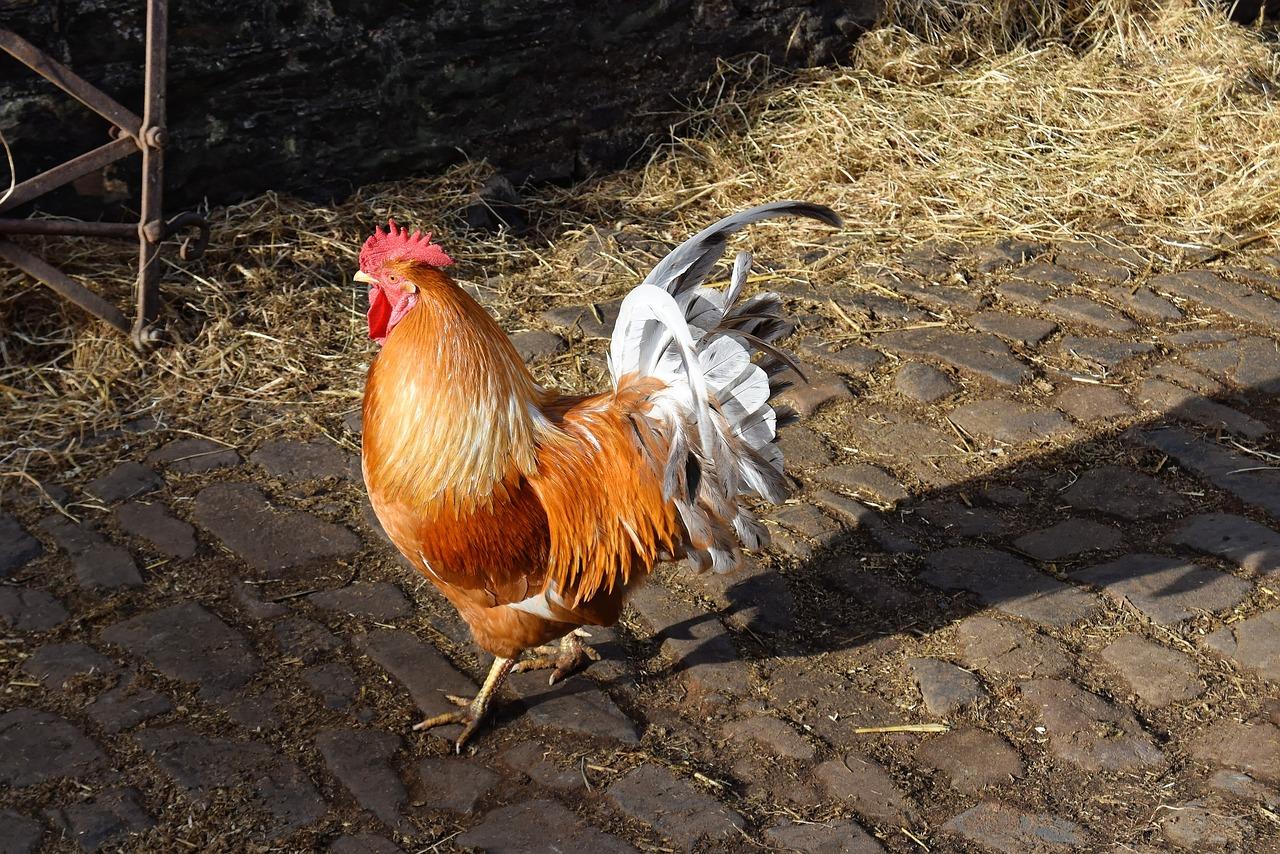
[1,1,1277,491]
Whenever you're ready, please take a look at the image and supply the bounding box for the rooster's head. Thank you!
[355,220,454,344]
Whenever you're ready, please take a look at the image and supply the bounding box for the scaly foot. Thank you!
[512,629,600,685]
[413,657,513,753]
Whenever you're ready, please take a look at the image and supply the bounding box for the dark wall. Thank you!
[0,1,879,214]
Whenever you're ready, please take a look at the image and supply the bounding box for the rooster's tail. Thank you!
[607,201,841,573]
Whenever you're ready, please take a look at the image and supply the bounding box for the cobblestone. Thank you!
[22,641,120,689]
[309,580,411,621]
[763,818,886,853]
[0,512,42,576]
[942,801,1089,852]
[1183,335,1280,394]
[102,602,260,695]
[1151,270,1280,328]
[416,757,497,813]
[355,630,475,725]
[458,799,637,853]
[971,310,1059,346]
[957,617,1071,678]
[629,584,750,704]
[815,754,916,826]
[1099,635,1204,707]
[1142,427,1280,519]
[722,715,816,760]
[1013,518,1122,561]
[193,482,362,572]
[1203,610,1279,683]
[0,586,68,630]
[1170,513,1280,577]
[909,657,986,716]
[85,462,163,504]
[893,362,956,403]
[950,399,1075,445]
[114,500,197,558]
[510,328,567,362]
[1020,679,1165,772]
[146,437,241,473]
[922,547,1097,625]
[251,439,355,482]
[0,810,42,854]
[916,729,1024,794]
[1158,800,1248,851]
[1059,335,1154,368]
[86,678,172,733]
[1053,383,1133,423]
[1134,378,1269,439]
[1062,465,1185,520]
[317,728,406,830]
[508,669,639,743]
[0,709,106,787]
[606,763,744,849]
[1188,721,1280,785]
[1073,554,1252,625]
[878,327,1029,386]
[44,787,153,853]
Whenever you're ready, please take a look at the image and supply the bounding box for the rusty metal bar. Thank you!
[0,136,138,213]
[0,238,130,332]
[133,0,167,346]
[0,30,143,141]
[0,219,137,238]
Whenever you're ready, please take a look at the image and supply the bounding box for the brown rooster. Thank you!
[355,202,840,750]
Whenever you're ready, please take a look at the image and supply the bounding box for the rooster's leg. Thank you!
[511,629,600,685]
[412,656,514,753]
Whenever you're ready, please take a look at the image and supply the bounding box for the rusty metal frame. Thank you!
[0,0,208,348]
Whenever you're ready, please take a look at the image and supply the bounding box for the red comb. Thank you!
[358,219,454,272]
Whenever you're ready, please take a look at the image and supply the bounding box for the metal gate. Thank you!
[0,0,208,348]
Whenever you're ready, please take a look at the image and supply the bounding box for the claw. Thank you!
[516,632,599,686]
[410,657,515,752]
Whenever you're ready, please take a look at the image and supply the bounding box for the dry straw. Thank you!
[1,1,1276,490]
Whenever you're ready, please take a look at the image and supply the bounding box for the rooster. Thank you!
[355,201,840,750]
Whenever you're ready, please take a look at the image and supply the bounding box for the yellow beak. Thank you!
[353,270,376,285]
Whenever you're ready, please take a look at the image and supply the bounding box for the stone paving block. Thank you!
[606,763,744,849]
[916,499,1013,538]
[816,463,909,505]
[942,801,1088,852]
[1062,465,1186,521]
[799,338,886,374]
[815,754,916,826]
[0,709,106,786]
[894,276,982,312]
[231,580,289,620]
[39,516,143,589]
[0,586,68,631]
[498,740,584,791]
[916,728,1024,794]
[812,490,919,553]
[893,362,957,403]
[769,503,839,543]
[957,616,1071,678]
[458,799,638,853]
[1151,270,1280,328]
[1049,294,1134,332]
[1170,513,1280,577]
[764,819,885,853]
[251,439,354,482]
[114,501,197,558]
[23,642,120,689]
[908,657,986,716]
[1096,284,1182,322]
[628,584,751,703]
[1073,554,1252,626]
[274,617,342,662]
[1011,261,1079,287]
[1187,721,1280,785]
[844,406,970,488]
[921,547,1097,626]
[1183,335,1280,394]
[1165,329,1242,347]
[86,678,172,733]
[971,310,1058,346]
[146,437,241,473]
[773,365,852,417]
[950,399,1075,444]
[45,787,153,853]
[1020,679,1165,772]
[972,237,1045,272]
[877,327,1029,386]
[722,715,816,760]
[102,602,260,695]
[507,669,639,743]
[316,729,405,830]
[328,834,402,854]
[355,629,475,723]
[416,756,498,813]
[1207,770,1280,809]
[510,329,567,362]
[1149,360,1224,395]
[776,424,833,469]
[302,662,358,710]
[135,726,325,836]
[540,300,621,338]
[0,810,42,854]
[1013,518,1122,561]
[1099,635,1204,707]
[1058,336,1154,368]
[0,512,43,577]
[1141,427,1280,520]
[1056,252,1132,283]
[310,581,411,621]
[1134,378,1269,439]
[1203,609,1279,683]
[682,556,796,636]
[1158,800,1248,851]
[1053,384,1133,423]
[192,482,361,572]
[86,462,163,503]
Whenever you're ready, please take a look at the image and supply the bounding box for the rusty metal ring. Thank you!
[163,211,210,262]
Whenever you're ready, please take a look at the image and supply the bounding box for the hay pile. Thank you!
[1,1,1277,491]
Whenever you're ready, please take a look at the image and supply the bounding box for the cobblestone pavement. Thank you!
[3,236,1280,852]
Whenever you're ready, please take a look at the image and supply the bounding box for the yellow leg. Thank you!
[413,656,514,753]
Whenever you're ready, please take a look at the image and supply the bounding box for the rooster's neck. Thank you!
[362,269,546,510]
